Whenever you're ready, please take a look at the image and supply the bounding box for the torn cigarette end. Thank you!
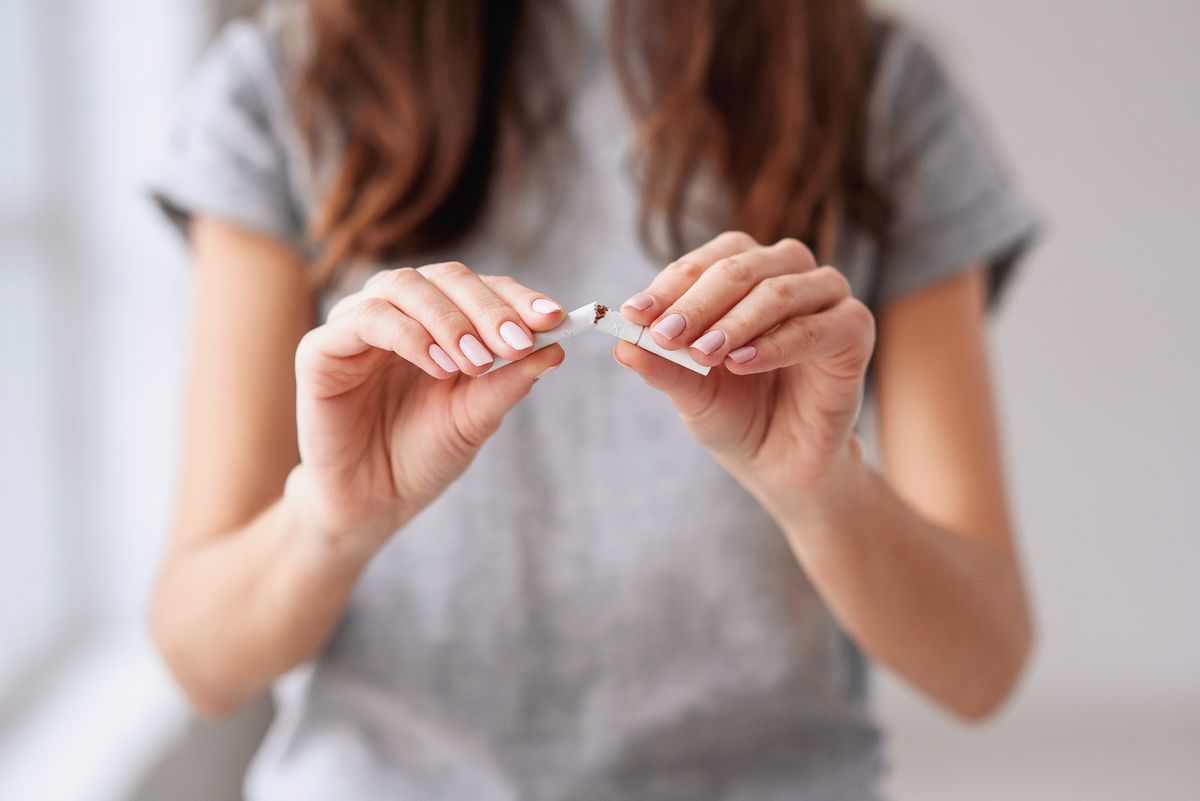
[593,303,609,324]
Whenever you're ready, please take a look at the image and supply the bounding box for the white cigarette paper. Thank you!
[591,304,712,375]
[482,301,712,376]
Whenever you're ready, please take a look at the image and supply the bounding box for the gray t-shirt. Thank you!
[151,4,1037,800]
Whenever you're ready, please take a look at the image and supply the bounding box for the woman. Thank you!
[150,0,1037,798]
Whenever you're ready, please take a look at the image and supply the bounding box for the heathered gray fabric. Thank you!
[150,4,1037,799]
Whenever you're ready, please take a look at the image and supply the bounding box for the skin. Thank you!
[152,219,1032,721]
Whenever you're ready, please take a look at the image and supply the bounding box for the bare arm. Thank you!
[778,267,1032,720]
[151,218,362,716]
[615,231,1032,721]
[152,217,566,717]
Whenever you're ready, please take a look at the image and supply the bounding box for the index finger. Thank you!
[479,274,567,332]
[619,230,759,325]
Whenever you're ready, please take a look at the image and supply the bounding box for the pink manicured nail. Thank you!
[531,298,562,315]
[537,364,559,379]
[428,344,458,373]
[459,333,493,366]
[690,329,726,355]
[652,313,686,339]
[622,292,654,311]
[729,345,757,364]
[499,321,533,350]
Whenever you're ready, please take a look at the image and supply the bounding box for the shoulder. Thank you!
[873,24,956,115]
[861,22,1040,309]
[191,1,307,125]
[149,1,316,250]
[865,23,971,178]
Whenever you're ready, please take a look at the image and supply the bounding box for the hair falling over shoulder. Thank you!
[299,0,888,280]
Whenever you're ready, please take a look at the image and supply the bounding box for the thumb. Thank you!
[612,340,715,419]
[455,344,565,443]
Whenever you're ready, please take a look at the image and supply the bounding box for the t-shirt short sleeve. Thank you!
[868,28,1040,309]
[149,19,305,249]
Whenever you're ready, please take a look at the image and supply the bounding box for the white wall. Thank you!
[0,2,214,799]
[873,1,1200,798]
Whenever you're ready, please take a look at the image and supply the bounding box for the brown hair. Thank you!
[300,0,886,279]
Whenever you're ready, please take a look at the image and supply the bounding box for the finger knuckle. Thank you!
[716,256,755,285]
[668,259,705,282]
[816,265,851,295]
[353,297,391,325]
[422,261,471,281]
[762,275,798,303]
[829,304,876,374]
[843,298,876,344]
[775,236,814,265]
[363,268,392,291]
[775,236,802,253]
[718,230,757,250]
[294,328,322,367]
[381,267,420,295]
[327,295,358,319]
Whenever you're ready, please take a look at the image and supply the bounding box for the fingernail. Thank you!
[622,292,654,311]
[428,344,459,373]
[729,345,757,364]
[459,333,493,367]
[531,298,562,315]
[651,313,686,339]
[499,321,533,350]
[690,329,726,355]
[537,363,559,379]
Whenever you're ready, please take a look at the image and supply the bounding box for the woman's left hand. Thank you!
[615,231,876,507]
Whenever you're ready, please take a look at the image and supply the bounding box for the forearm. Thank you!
[151,484,373,717]
[758,439,1032,720]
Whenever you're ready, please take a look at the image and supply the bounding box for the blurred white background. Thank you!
[1,1,1196,799]
[875,1,1200,799]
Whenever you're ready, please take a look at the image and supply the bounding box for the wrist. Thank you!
[280,465,397,573]
[749,436,873,537]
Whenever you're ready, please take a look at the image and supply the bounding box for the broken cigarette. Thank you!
[482,303,598,375]
[482,301,712,376]
[590,303,712,375]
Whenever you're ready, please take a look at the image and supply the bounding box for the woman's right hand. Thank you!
[287,262,566,554]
